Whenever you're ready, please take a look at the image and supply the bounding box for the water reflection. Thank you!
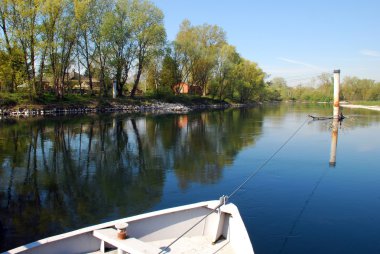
[2,104,380,252]
[0,109,263,251]
[329,118,340,167]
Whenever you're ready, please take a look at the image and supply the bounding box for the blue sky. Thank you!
[151,0,380,86]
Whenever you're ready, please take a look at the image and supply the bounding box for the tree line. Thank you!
[268,74,380,102]
[0,0,267,103]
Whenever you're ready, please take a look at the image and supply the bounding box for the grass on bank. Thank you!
[0,92,98,108]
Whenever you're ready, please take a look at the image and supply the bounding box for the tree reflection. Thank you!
[170,109,264,189]
[0,108,266,251]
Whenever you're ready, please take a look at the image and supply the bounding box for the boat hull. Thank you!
[5,200,254,254]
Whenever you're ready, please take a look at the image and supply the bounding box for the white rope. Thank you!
[228,117,309,199]
[158,118,308,253]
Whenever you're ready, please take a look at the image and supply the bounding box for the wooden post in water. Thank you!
[329,119,339,167]
[333,70,340,118]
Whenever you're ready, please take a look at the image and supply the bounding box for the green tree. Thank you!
[0,0,17,91]
[0,48,24,92]
[342,76,380,101]
[175,20,226,96]
[100,0,135,97]
[159,47,181,92]
[74,0,99,95]
[232,59,265,102]
[41,0,77,99]
[92,0,113,96]
[211,44,240,100]
[13,0,43,96]
[129,0,166,98]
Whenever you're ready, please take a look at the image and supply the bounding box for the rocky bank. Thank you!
[0,100,235,118]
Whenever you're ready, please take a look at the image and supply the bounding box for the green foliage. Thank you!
[274,75,380,102]
[0,48,25,92]
[174,20,226,96]
[264,85,282,101]
[0,93,22,108]
[211,44,240,100]
[232,59,265,102]
[342,77,380,101]
[129,0,166,98]
[160,52,181,88]
[268,74,335,102]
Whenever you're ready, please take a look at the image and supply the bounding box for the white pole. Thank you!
[333,70,340,118]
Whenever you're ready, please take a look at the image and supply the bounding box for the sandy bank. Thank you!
[341,104,380,112]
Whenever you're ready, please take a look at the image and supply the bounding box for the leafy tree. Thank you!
[100,0,135,97]
[342,77,380,101]
[159,47,181,91]
[175,20,226,96]
[41,0,77,99]
[232,59,265,102]
[74,0,100,95]
[92,0,113,96]
[6,0,42,96]
[0,0,17,91]
[145,52,163,92]
[211,44,240,100]
[0,47,24,92]
[129,0,166,98]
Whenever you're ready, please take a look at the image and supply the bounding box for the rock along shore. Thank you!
[0,100,246,118]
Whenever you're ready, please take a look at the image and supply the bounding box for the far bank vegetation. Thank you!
[0,0,267,106]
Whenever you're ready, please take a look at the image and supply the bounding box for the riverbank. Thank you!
[0,94,248,118]
[341,104,380,112]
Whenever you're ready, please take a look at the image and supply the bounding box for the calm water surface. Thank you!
[1,104,380,253]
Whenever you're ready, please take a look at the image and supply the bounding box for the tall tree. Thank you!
[212,44,240,100]
[92,0,112,97]
[41,0,76,99]
[175,20,226,96]
[101,0,135,97]
[10,0,42,96]
[232,59,265,102]
[0,0,17,91]
[75,0,112,96]
[129,0,166,98]
[145,51,164,92]
[159,48,181,91]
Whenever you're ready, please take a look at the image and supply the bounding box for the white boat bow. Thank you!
[5,200,254,254]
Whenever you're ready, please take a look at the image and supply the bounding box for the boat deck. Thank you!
[149,236,233,254]
[88,236,233,254]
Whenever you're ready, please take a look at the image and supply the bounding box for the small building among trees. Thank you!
[172,82,203,96]
[172,82,189,94]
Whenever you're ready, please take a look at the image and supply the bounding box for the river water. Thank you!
[1,103,380,253]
